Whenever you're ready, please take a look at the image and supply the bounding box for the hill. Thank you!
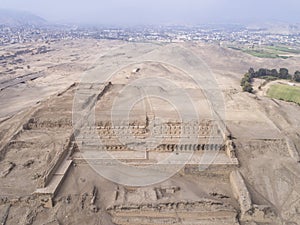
[0,9,47,26]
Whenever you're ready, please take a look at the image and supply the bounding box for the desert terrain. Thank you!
[0,40,299,225]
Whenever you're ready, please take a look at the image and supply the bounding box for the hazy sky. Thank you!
[1,0,300,25]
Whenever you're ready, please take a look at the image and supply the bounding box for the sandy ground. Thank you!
[0,40,299,225]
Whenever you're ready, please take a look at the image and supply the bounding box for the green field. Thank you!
[243,49,286,59]
[228,45,300,59]
[267,84,300,105]
[266,45,300,54]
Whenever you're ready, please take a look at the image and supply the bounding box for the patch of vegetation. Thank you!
[228,46,242,51]
[266,46,300,54]
[240,72,253,93]
[294,71,300,82]
[228,44,300,59]
[260,76,278,81]
[241,68,300,93]
[267,84,300,105]
[243,49,286,59]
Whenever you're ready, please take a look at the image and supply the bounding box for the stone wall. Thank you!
[37,134,74,188]
[107,199,238,225]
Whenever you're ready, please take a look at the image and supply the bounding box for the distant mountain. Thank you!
[0,9,47,26]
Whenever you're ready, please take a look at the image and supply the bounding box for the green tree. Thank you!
[266,69,272,76]
[271,69,279,77]
[294,71,300,82]
[242,82,253,93]
[248,68,255,76]
[241,73,252,86]
[241,77,247,87]
[279,68,289,79]
[257,68,267,77]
